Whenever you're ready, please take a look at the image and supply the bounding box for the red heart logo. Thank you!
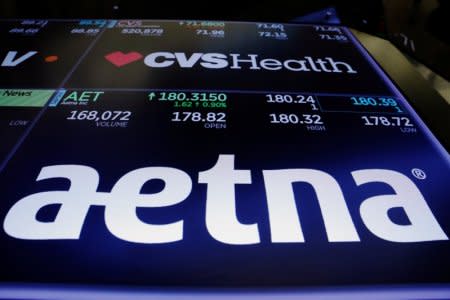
[104,51,143,67]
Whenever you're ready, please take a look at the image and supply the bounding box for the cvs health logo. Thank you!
[104,51,359,73]
[104,51,143,67]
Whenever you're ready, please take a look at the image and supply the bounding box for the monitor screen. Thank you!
[0,19,449,299]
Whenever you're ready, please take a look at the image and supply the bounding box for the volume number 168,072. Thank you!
[67,110,131,121]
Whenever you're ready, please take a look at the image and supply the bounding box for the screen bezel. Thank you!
[351,28,450,152]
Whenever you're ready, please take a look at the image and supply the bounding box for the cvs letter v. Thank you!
[1,51,37,67]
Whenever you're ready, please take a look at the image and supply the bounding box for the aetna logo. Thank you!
[104,51,358,73]
[3,155,447,244]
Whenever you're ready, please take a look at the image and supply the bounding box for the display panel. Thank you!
[0,19,449,298]
[0,19,107,164]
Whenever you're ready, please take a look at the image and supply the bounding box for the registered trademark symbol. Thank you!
[411,168,426,180]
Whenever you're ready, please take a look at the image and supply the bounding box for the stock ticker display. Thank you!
[0,19,449,291]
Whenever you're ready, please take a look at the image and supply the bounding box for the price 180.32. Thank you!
[269,113,323,125]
